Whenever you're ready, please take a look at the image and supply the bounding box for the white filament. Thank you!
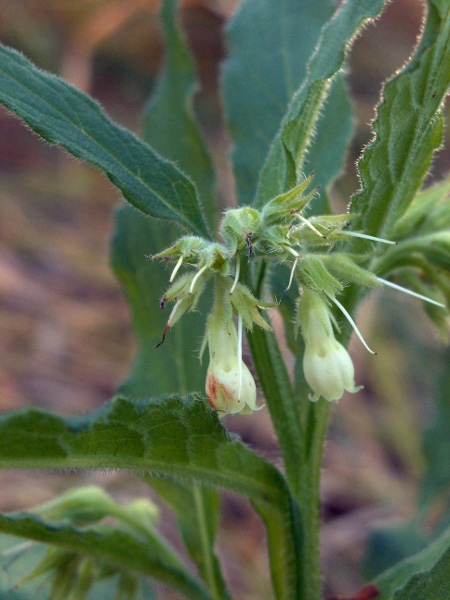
[376,276,445,307]
[238,315,243,400]
[189,264,208,294]
[230,258,240,295]
[285,245,301,259]
[168,299,182,326]
[340,230,397,245]
[285,258,299,292]
[169,255,184,283]
[297,215,326,238]
[326,293,376,355]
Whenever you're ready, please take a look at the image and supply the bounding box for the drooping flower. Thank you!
[297,288,363,402]
[203,279,261,417]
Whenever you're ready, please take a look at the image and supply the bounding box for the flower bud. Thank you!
[220,207,262,256]
[297,289,362,402]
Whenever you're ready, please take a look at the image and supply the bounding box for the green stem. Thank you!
[244,260,303,496]
[244,261,333,600]
[299,401,332,600]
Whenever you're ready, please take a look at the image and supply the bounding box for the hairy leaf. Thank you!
[393,545,450,599]
[111,203,209,399]
[142,0,216,231]
[0,396,302,599]
[0,44,210,237]
[254,0,388,207]
[0,514,210,600]
[112,0,216,399]
[115,2,225,595]
[350,1,450,240]
[222,0,338,205]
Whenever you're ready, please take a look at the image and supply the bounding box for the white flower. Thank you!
[204,312,259,416]
[298,289,362,402]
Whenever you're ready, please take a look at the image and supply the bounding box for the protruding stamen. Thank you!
[375,276,446,307]
[189,264,208,294]
[285,245,301,259]
[238,315,243,400]
[284,258,299,293]
[326,293,377,355]
[169,255,184,284]
[230,258,240,295]
[297,215,326,238]
[339,231,397,245]
[156,299,182,348]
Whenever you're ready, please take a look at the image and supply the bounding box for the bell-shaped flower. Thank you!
[203,280,261,416]
[297,288,362,402]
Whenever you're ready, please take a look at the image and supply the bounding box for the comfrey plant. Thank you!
[0,0,449,599]
[153,175,444,410]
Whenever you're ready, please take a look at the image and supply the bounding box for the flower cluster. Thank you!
[152,175,446,414]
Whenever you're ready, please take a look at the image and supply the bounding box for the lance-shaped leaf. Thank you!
[0,44,210,238]
[0,396,302,599]
[349,0,450,240]
[113,0,216,399]
[112,204,209,399]
[142,0,216,232]
[113,3,226,592]
[254,0,388,207]
[222,0,343,206]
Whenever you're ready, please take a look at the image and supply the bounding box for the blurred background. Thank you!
[0,0,449,598]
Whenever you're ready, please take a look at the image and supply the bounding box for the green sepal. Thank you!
[229,283,275,331]
[297,255,343,296]
[393,177,450,240]
[321,254,382,288]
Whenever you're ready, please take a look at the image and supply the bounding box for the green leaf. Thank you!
[350,1,450,240]
[116,3,226,596]
[111,205,209,398]
[304,75,354,214]
[393,176,450,239]
[142,0,216,232]
[374,525,450,599]
[0,396,302,599]
[222,0,336,205]
[254,0,388,207]
[364,521,431,581]
[0,43,210,238]
[393,546,450,600]
[0,533,157,600]
[112,0,216,399]
[0,535,49,599]
[0,514,211,600]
